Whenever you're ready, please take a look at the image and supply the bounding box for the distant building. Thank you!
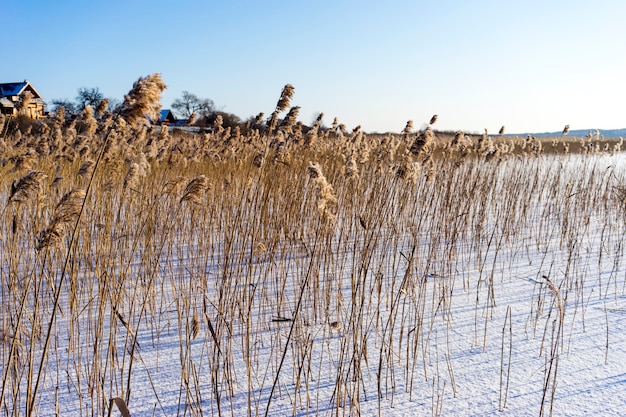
[157,109,177,125]
[0,80,46,119]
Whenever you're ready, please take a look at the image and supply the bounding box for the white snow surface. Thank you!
[4,154,626,416]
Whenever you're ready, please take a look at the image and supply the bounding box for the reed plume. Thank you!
[64,119,77,144]
[253,151,266,168]
[276,84,295,112]
[7,170,47,205]
[396,152,420,183]
[96,98,109,116]
[81,105,98,138]
[136,152,150,177]
[16,91,34,116]
[344,153,359,180]
[409,127,434,157]
[451,131,470,150]
[307,162,337,225]
[279,106,300,133]
[402,120,413,138]
[52,107,65,130]
[214,115,224,136]
[314,112,324,127]
[350,125,362,139]
[123,162,140,192]
[11,149,38,172]
[272,134,288,164]
[36,189,86,250]
[304,124,319,148]
[77,159,95,178]
[119,73,167,128]
[180,175,209,204]
[254,112,265,126]
[267,111,279,133]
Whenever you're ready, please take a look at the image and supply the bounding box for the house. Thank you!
[0,80,46,119]
[157,109,177,125]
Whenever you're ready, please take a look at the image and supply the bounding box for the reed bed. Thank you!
[1,78,626,416]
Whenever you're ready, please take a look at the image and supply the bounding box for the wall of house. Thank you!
[0,101,45,119]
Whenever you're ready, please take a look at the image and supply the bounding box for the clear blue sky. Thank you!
[4,0,626,134]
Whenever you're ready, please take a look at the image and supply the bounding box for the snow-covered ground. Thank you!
[4,153,626,416]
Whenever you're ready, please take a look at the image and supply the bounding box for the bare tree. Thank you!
[171,91,214,119]
[49,99,79,116]
[76,87,104,111]
[203,111,242,129]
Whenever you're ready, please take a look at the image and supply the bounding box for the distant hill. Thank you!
[515,128,626,138]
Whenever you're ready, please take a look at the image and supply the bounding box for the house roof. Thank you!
[0,97,14,108]
[159,109,176,122]
[0,81,44,100]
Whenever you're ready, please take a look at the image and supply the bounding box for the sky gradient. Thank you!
[3,0,626,134]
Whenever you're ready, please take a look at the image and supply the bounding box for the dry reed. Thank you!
[0,79,624,417]
[36,188,86,250]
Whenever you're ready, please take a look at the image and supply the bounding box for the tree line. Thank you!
[50,88,242,129]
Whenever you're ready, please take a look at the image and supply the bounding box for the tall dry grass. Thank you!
[0,80,625,416]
